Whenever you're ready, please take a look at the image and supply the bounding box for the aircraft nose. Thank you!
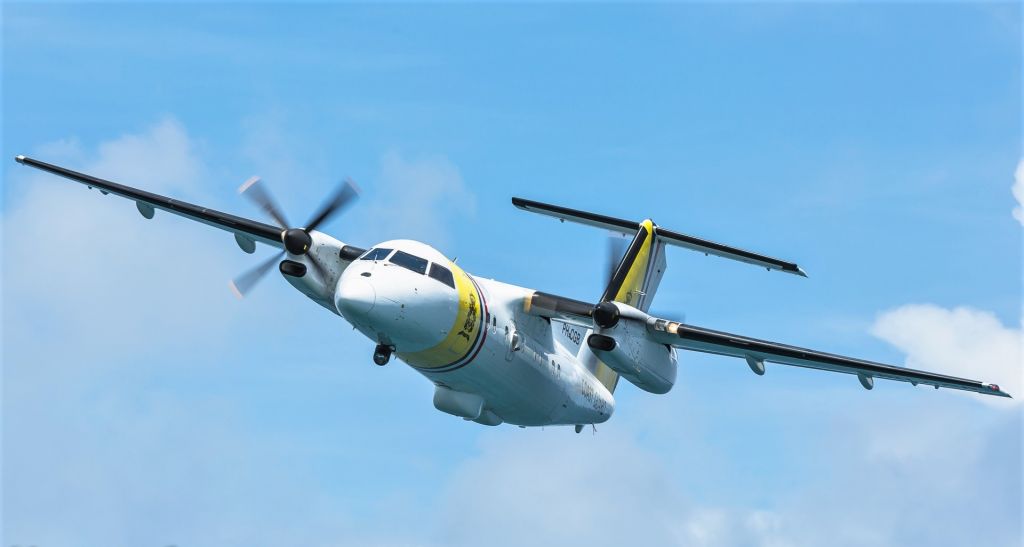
[335,275,376,318]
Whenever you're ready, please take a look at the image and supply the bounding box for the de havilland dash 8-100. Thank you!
[13,155,1010,432]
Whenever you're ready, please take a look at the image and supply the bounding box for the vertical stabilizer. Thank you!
[581,220,668,393]
[602,219,666,313]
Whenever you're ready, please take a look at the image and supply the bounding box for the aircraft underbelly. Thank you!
[416,334,571,426]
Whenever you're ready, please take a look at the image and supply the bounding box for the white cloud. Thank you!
[870,304,1022,406]
[3,118,238,369]
[92,117,205,193]
[434,429,795,547]
[360,151,476,253]
[435,429,682,547]
[2,119,350,546]
[427,395,1019,547]
[1014,159,1024,225]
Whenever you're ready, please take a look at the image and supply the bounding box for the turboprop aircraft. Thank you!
[14,155,1010,431]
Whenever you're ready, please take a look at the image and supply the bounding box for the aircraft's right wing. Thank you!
[15,155,284,250]
[646,316,1011,398]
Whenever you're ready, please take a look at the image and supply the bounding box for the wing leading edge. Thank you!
[15,155,283,249]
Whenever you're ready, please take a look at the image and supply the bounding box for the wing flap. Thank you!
[16,155,283,249]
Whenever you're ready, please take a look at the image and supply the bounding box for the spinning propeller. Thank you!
[606,232,630,286]
[229,176,359,298]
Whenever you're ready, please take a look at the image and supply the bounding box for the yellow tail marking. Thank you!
[612,219,655,306]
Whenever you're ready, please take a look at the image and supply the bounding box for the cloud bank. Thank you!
[871,304,1022,406]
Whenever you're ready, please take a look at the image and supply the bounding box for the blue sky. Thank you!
[2,3,1021,546]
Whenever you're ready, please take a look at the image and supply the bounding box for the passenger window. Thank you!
[389,250,428,275]
[428,263,456,289]
[360,247,393,261]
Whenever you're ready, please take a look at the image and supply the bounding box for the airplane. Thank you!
[13,155,1011,432]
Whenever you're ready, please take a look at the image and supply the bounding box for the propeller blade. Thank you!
[304,178,360,232]
[229,251,284,299]
[238,176,290,230]
[606,232,630,286]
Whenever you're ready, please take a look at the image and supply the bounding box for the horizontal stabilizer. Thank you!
[512,197,805,276]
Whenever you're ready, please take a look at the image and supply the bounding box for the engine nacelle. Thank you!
[282,231,360,314]
[587,302,676,394]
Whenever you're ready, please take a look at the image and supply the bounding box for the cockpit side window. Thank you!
[359,247,393,261]
[389,250,429,275]
[428,263,456,289]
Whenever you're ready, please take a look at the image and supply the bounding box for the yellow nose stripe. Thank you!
[398,260,486,370]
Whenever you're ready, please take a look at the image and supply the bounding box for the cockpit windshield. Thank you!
[360,247,456,290]
[428,263,455,289]
[360,247,393,261]
[389,250,428,275]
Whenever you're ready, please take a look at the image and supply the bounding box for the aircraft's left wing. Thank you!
[646,316,1010,397]
[521,291,1010,398]
[15,155,284,250]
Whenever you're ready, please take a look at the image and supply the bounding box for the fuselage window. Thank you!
[427,263,456,289]
[389,250,429,275]
[360,247,393,261]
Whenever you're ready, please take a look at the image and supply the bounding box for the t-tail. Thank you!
[512,197,806,394]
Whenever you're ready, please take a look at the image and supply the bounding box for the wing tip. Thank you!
[778,264,808,277]
[784,265,808,277]
[982,383,1012,398]
[15,154,26,164]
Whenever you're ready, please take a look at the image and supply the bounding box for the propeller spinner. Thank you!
[229,176,359,298]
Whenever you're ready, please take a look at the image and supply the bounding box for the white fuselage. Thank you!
[419,277,613,426]
[321,238,614,428]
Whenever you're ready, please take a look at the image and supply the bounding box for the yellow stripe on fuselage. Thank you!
[398,261,483,369]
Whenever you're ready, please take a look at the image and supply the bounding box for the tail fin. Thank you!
[580,220,667,393]
[601,219,667,313]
